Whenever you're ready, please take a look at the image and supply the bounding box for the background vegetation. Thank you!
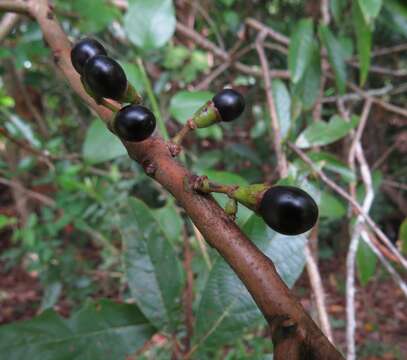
[0,0,406,359]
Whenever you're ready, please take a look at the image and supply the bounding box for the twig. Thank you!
[0,12,19,42]
[304,245,333,342]
[0,176,55,208]
[246,18,290,45]
[0,0,29,14]
[321,0,331,25]
[255,31,288,177]
[192,224,211,269]
[288,143,407,270]
[361,230,407,298]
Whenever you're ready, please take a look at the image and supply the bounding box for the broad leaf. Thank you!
[307,151,356,183]
[356,239,377,286]
[120,61,144,93]
[153,200,183,245]
[319,26,347,94]
[288,19,314,84]
[382,0,407,37]
[292,43,321,111]
[193,215,306,349]
[124,0,176,50]
[272,79,291,139]
[358,0,383,23]
[319,191,346,220]
[353,2,372,86]
[82,119,126,164]
[121,198,184,330]
[0,300,155,360]
[296,115,359,148]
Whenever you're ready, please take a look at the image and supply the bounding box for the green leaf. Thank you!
[0,214,17,230]
[358,0,383,23]
[330,0,347,24]
[292,43,322,111]
[194,215,306,349]
[124,0,176,51]
[353,1,372,86]
[272,80,291,139]
[169,90,213,124]
[307,151,356,183]
[296,115,359,148]
[356,239,377,286]
[120,62,144,94]
[72,0,119,33]
[399,218,407,255]
[382,0,407,37]
[82,119,127,164]
[319,191,346,219]
[153,200,183,245]
[319,25,347,94]
[288,19,314,84]
[0,300,154,360]
[121,198,184,330]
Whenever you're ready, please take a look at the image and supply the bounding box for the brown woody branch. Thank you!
[1,0,343,358]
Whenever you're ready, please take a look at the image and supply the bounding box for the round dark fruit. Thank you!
[258,186,318,235]
[114,105,156,142]
[71,38,107,75]
[212,89,245,122]
[83,55,127,101]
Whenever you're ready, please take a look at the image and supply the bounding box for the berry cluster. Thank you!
[72,39,318,236]
[71,38,155,142]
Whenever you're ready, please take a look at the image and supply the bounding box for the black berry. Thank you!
[71,38,107,75]
[212,89,245,122]
[114,105,156,142]
[83,55,127,101]
[258,186,318,235]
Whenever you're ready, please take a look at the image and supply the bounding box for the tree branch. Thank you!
[5,0,343,358]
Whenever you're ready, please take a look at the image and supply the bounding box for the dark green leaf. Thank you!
[296,115,359,148]
[124,0,176,50]
[0,300,154,360]
[121,198,184,330]
[272,80,291,139]
[399,218,407,255]
[194,215,306,349]
[288,19,314,84]
[82,119,126,164]
[319,26,347,94]
[353,2,372,85]
[382,0,407,37]
[319,191,346,219]
[356,240,377,286]
[292,43,321,111]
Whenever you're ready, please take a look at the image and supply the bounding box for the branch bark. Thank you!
[2,0,343,358]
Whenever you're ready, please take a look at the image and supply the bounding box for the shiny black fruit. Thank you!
[212,89,245,122]
[114,105,156,142]
[258,186,318,235]
[83,55,127,101]
[71,38,107,75]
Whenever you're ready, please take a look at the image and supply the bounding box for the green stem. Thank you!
[136,57,169,140]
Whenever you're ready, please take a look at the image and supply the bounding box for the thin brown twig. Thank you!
[0,12,19,42]
[255,31,288,177]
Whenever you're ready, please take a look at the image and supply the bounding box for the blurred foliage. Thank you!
[0,0,406,358]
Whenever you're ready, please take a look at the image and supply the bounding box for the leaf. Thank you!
[272,80,291,139]
[296,115,359,148]
[0,300,155,360]
[292,43,322,111]
[330,0,347,24]
[193,215,306,349]
[288,19,314,84]
[353,1,372,86]
[382,0,407,37]
[82,119,127,164]
[6,115,41,148]
[153,200,183,245]
[319,25,347,94]
[72,0,119,33]
[170,90,213,124]
[399,218,407,255]
[120,62,144,93]
[307,151,356,183]
[121,198,184,330]
[124,0,176,51]
[357,239,377,286]
[319,191,346,220]
[0,214,17,230]
[358,0,383,23]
